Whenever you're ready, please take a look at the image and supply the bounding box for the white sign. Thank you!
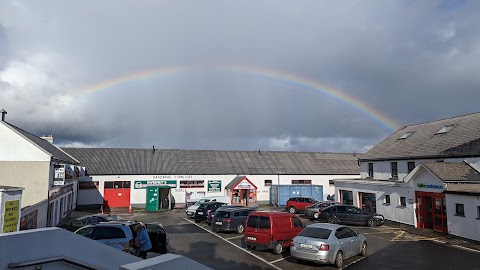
[237,179,252,189]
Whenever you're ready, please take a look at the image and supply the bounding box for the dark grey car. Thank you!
[305,201,340,219]
[211,207,255,234]
[318,205,385,227]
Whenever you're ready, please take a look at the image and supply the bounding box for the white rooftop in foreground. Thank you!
[1,227,212,270]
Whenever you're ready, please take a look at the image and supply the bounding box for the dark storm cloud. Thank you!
[1,0,480,152]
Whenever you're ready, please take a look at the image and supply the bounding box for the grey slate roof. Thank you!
[422,162,480,183]
[62,148,360,176]
[445,184,480,195]
[2,122,79,164]
[225,176,247,190]
[361,112,480,161]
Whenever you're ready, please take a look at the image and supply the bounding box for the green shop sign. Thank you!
[208,180,222,192]
[134,180,177,189]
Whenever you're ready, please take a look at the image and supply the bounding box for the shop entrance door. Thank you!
[415,192,447,233]
[432,196,447,233]
[104,181,131,208]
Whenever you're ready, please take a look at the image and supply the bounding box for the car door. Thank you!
[347,206,364,225]
[344,227,362,255]
[335,227,352,258]
[334,206,350,223]
[289,216,304,245]
[92,226,128,250]
[145,223,169,254]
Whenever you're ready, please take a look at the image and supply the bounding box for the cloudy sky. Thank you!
[1,0,479,152]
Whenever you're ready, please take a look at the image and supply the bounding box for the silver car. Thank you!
[304,201,340,219]
[290,223,367,268]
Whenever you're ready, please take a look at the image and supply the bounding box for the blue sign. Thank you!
[417,183,443,190]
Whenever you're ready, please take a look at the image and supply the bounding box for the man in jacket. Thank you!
[135,224,152,259]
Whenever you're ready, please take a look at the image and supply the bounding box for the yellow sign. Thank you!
[3,200,19,233]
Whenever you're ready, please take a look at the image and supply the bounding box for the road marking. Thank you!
[391,230,406,241]
[269,256,291,264]
[184,218,282,270]
[452,245,480,254]
[225,235,244,240]
[367,234,390,240]
[342,256,366,269]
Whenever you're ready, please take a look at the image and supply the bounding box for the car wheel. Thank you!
[313,212,320,219]
[273,241,283,255]
[327,216,338,224]
[236,223,245,234]
[334,251,343,269]
[361,241,367,257]
[367,218,376,227]
[212,227,218,233]
[288,207,296,214]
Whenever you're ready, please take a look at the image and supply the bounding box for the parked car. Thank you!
[305,201,341,219]
[317,205,385,227]
[244,211,304,254]
[211,207,255,234]
[206,205,245,225]
[59,214,125,232]
[74,221,169,254]
[286,196,319,214]
[186,196,231,217]
[290,223,367,268]
[194,202,227,223]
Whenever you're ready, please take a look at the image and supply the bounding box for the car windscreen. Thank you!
[215,211,230,218]
[298,227,332,239]
[105,215,124,221]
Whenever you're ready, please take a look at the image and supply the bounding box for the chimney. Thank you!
[1,109,6,121]
[41,134,54,144]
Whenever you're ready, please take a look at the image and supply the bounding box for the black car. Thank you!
[211,207,255,234]
[318,205,385,227]
[194,202,227,223]
[206,205,246,225]
[305,201,340,219]
[59,214,125,232]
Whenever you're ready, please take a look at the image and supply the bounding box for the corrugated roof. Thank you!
[62,148,361,176]
[361,112,480,161]
[422,162,480,182]
[445,184,480,195]
[2,122,79,164]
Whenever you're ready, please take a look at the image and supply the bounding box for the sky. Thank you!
[1,0,479,153]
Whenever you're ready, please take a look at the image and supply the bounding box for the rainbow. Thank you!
[78,65,401,131]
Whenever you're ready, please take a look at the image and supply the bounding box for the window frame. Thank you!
[291,180,312,185]
[455,203,465,217]
[407,162,415,174]
[477,206,480,220]
[368,163,373,178]
[399,196,406,207]
[384,195,391,205]
[264,180,272,186]
[391,162,398,179]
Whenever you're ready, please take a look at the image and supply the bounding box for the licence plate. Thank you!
[247,236,256,241]
[215,222,222,225]
[300,243,313,249]
[197,212,203,215]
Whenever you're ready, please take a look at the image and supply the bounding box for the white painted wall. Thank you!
[0,189,23,233]
[80,173,360,207]
[48,181,77,226]
[445,193,480,242]
[0,161,51,207]
[20,199,48,229]
[334,181,415,225]
[0,122,51,161]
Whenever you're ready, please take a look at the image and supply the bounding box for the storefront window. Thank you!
[340,190,353,205]
[360,193,376,213]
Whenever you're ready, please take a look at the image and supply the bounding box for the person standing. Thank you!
[134,224,152,259]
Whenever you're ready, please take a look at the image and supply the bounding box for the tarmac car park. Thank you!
[63,208,480,270]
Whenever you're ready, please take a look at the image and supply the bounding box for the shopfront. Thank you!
[415,190,447,233]
[359,192,376,213]
[225,176,258,207]
[339,189,353,205]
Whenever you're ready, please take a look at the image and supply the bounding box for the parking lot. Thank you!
[68,209,480,270]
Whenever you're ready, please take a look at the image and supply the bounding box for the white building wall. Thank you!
[0,161,50,207]
[0,123,51,161]
[334,182,415,225]
[445,193,480,242]
[81,173,359,207]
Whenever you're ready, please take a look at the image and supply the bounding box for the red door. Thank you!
[104,181,131,208]
[432,195,447,233]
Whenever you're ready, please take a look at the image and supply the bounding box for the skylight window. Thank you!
[436,125,455,134]
[399,132,413,139]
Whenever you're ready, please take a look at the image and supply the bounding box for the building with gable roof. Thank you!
[335,112,480,241]
[0,110,84,229]
[62,147,360,210]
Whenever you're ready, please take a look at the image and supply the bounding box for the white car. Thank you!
[75,221,169,254]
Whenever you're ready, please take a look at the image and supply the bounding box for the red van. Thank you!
[244,211,304,254]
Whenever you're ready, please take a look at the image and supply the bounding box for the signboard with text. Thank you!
[54,165,65,186]
[3,200,20,233]
[207,180,222,193]
[134,180,177,189]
